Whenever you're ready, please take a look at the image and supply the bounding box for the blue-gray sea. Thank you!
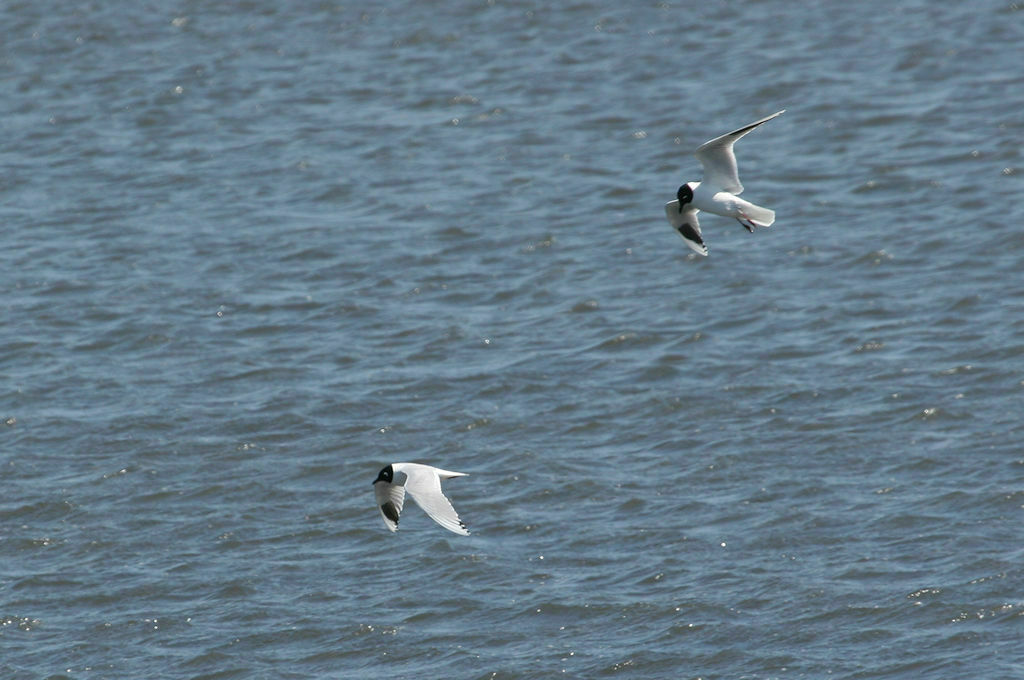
[3,1,1023,678]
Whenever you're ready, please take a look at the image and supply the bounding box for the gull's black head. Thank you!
[373,464,394,485]
[676,184,694,212]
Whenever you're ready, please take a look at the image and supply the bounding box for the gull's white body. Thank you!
[665,109,784,256]
[674,183,776,227]
[373,462,470,535]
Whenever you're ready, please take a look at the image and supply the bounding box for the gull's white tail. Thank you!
[741,202,775,227]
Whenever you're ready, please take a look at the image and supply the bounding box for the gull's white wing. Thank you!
[694,110,784,195]
[403,466,470,536]
[374,480,407,532]
[664,202,707,256]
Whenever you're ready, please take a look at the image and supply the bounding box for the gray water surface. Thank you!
[3,1,1023,678]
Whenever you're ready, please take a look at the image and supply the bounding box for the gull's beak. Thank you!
[678,203,684,214]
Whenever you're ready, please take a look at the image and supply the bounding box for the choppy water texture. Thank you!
[3,1,1024,678]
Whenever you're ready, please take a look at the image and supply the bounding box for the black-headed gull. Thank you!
[373,463,470,535]
[665,110,785,256]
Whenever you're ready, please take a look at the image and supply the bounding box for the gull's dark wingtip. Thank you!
[381,501,401,523]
